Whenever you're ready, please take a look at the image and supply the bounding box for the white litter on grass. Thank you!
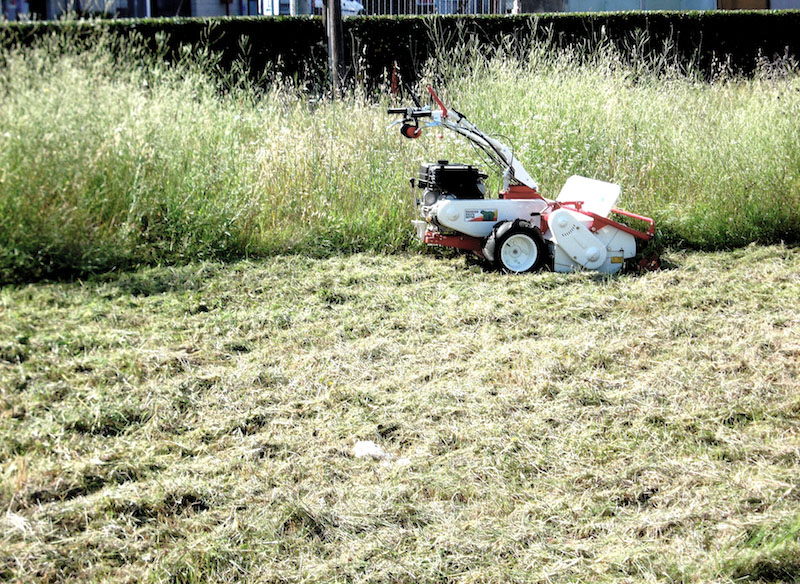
[4,512,31,535]
[353,440,389,460]
[353,441,412,468]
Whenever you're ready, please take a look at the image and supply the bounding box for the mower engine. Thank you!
[415,161,486,218]
[417,161,487,203]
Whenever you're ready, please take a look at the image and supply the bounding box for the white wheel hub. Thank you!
[500,233,538,272]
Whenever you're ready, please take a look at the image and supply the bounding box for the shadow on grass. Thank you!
[461,248,680,277]
[100,263,231,297]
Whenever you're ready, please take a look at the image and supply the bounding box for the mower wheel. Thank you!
[490,220,546,273]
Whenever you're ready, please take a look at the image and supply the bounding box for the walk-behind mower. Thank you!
[388,87,656,274]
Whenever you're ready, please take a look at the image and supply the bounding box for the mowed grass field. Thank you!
[1,245,799,583]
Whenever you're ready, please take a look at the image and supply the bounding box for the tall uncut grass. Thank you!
[1,31,799,282]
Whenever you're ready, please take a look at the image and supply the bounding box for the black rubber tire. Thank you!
[489,219,547,273]
[481,220,508,264]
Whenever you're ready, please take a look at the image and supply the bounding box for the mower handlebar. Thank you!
[386,107,432,118]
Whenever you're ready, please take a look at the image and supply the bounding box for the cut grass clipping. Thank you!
[1,32,799,282]
[1,245,799,582]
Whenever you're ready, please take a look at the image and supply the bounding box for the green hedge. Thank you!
[0,17,330,84]
[2,11,800,84]
[351,11,800,83]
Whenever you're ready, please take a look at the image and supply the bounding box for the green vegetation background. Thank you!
[1,26,799,283]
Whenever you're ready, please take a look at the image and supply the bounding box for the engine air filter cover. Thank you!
[417,161,487,199]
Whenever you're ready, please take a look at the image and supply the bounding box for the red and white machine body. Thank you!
[390,88,655,274]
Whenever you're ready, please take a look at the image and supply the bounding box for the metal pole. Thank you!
[323,0,331,80]
[326,0,344,96]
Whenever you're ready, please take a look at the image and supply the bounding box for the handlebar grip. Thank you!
[387,108,432,118]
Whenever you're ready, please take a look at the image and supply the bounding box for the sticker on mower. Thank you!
[465,209,498,222]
